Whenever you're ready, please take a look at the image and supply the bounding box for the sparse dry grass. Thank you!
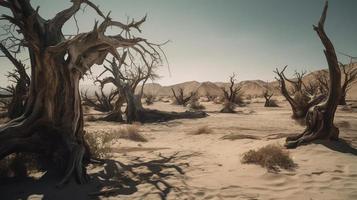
[221,133,260,140]
[119,125,148,142]
[85,130,118,158]
[85,125,148,158]
[190,125,213,135]
[241,144,296,172]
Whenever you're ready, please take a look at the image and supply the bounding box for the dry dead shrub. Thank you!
[85,130,122,158]
[85,126,147,159]
[118,125,148,142]
[265,99,279,107]
[188,97,205,111]
[241,144,296,172]
[220,101,236,113]
[190,125,213,135]
[145,94,155,105]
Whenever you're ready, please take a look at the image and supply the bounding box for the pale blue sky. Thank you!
[0,0,356,86]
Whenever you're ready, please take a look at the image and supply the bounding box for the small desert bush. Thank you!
[241,144,295,172]
[188,97,205,111]
[145,94,155,105]
[85,130,119,158]
[119,125,148,142]
[190,125,213,135]
[265,99,279,107]
[85,126,147,158]
[220,101,236,113]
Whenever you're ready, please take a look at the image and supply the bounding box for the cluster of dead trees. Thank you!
[0,0,208,185]
[0,0,352,187]
[275,58,356,120]
[274,66,327,119]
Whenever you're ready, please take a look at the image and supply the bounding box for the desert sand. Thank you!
[1,99,356,200]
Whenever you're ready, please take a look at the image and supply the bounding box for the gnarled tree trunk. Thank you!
[0,0,160,185]
[285,1,341,148]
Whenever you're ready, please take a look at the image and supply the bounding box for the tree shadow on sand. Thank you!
[313,139,357,156]
[0,152,190,200]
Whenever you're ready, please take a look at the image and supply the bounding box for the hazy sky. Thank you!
[0,0,356,86]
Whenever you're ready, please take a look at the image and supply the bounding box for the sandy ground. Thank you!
[1,99,357,200]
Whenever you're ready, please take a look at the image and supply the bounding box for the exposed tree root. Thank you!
[285,106,339,149]
[285,1,342,148]
[0,119,90,186]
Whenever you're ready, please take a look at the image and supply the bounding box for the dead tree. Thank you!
[263,90,278,107]
[171,88,196,106]
[0,0,165,185]
[0,43,30,119]
[314,70,330,96]
[220,73,242,113]
[97,55,156,123]
[313,59,356,106]
[285,1,341,148]
[339,57,357,105]
[274,66,325,119]
[81,87,117,112]
[99,56,207,123]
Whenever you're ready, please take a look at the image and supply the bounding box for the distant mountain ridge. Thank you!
[80,63,357,100]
